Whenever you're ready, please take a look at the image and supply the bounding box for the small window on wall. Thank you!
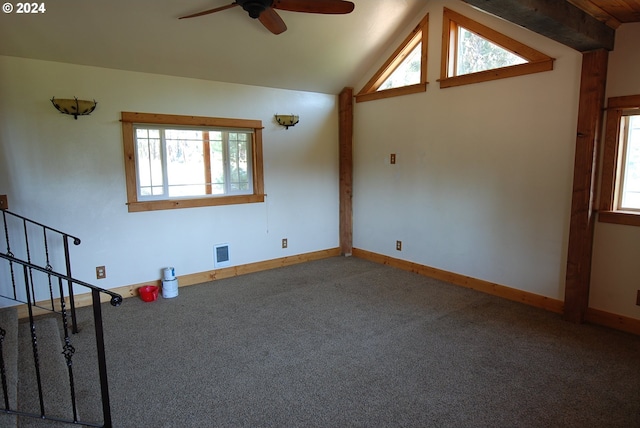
[122,112,264,212]
[355,13,429,103]
[618,113,640,210]
[440,8,554,88]
[599,95,640,227]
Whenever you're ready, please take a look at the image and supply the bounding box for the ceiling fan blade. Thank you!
[179,3,238,19]
[259,8,287,34]
[273,0,355,14]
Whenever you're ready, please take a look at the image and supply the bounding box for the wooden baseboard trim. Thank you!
[16,247,341,319]
[177,247,342,287]
[352,248,640,336]
[353,248,567,312]
[585,307,640,336]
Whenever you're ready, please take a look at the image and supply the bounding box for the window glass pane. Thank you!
[379,42,422,91]
[456,27,527,76]
[135,128,164,197]
[228,133,251,192]
[165,129,206,197]
[209,131,225,195]
[133,125,254,201]
[620,114,640,210]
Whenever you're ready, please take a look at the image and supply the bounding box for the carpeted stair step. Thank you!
[0,307,18,428]
[17,315,78,427]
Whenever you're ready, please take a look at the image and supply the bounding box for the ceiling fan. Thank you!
[179,0,355,35]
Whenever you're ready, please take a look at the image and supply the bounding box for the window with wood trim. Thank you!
[440,8,554,88]
[121,112,264,212]
[355,13,428,103]
[599,95,640,227]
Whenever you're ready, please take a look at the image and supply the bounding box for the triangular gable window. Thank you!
[356,14,428,103]
[454,28,527,75]
[440,8,554,88]
[379,42,423,90]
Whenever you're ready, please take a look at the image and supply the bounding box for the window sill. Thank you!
[598,210,640,227]
[127,194,265,213]
[438,59,554,89]
[355,83,427,103]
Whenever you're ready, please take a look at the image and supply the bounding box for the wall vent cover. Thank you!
[214,243,230,268]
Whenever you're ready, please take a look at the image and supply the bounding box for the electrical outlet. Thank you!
[282,238,288,249]
[390,153,396,164]
[0,195,7,210]
[96,266,106,279]
[636,290,640,306]
[396,240,402,251]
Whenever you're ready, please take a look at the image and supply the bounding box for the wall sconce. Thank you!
[275,114,299,129]
[50,97,97,119]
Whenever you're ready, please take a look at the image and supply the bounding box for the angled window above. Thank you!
[355,13,428,103]
[454,27,527,75]
[378,41,423,91]
[440,8,554,88]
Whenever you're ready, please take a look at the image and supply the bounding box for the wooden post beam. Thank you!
[564,49,608,323]
[339,87,354,256]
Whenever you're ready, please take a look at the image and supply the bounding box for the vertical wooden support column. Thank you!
[339,87,354,256]
[564,49,608,323]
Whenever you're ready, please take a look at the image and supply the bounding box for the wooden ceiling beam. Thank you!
[461,0,615,51]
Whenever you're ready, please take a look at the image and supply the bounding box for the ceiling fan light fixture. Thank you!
[179,0,355,34]
[237,0,270,18]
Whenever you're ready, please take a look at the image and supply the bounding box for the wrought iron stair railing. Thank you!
[2,209,84,331]
[0,208,122,427]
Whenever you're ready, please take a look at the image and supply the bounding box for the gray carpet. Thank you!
[29,256,640,427]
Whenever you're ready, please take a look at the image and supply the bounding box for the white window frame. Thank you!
[133,124,254,201]
[617,111,640,212]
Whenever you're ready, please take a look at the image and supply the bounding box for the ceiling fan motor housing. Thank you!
[237,0,272,18]
[179,0,355,35]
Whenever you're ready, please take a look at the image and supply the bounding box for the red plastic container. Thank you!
[138,285,159,302]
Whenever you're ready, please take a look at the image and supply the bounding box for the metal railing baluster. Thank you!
[58,276,78,422]
[0,326,8,410]
[92,288,112,428]
[63,237,79,334]
[1,211,17,300]
[0,208,121,427]
[23,265,45,418]
[44,228,56,312]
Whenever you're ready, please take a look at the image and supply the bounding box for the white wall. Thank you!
[353,1,582,301]
[0,56,339,296]
[590,23,640,320]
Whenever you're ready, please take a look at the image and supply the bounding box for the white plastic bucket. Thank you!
[162,278,178,299]
[163,267,175,281]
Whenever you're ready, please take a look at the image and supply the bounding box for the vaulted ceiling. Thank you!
[1,1,639,94]
[0,0,426,94]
